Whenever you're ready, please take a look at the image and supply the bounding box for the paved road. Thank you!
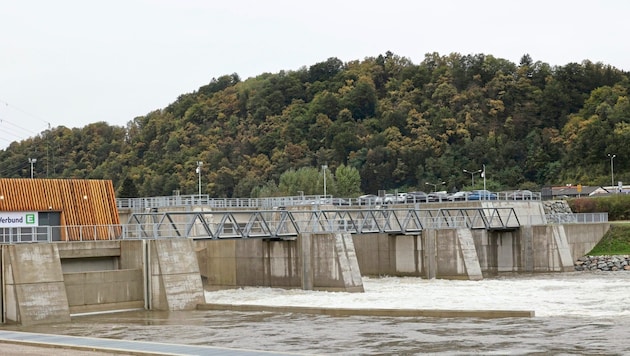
[0,341,135,355]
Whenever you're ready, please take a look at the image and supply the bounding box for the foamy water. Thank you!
[10,272,630,355]
[204,271,630,318]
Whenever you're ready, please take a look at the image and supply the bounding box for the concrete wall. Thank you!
[64,269,144,314]
[564,223,610,260]
[196,233,364,292]
[474,222,608,274]
[60,240,145,315]
[353,229,478,280]
[352,222,609,279]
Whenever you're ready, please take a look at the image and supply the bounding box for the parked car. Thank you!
[448,191,469,201]
[358,194,377,205]
[507,190,534,200]
[311,197,350,205]
[384,194,397,204]
[375,194,397,204]
[406,191,429,203]
[428,192,449,202]
[467,189,498,200]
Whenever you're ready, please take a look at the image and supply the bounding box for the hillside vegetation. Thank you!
[1,52,629,198]
[588,223,630,255]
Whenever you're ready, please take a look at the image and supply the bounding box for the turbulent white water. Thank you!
[10,272,630,355]
[204,272,630,318]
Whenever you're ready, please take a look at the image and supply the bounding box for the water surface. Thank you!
[6,272,630,355]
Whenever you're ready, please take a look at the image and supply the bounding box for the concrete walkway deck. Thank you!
[0,330,299,355]
[198,303,535,318]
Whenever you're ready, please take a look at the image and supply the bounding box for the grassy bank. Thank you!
[587,222,630,255]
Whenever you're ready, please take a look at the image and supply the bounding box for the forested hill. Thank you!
[1,52,629,198]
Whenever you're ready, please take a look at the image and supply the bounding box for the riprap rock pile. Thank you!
[575,255,630,271]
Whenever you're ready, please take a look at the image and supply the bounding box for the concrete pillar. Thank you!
[335,233,363,291]
[149,239,205,310]
[310,233,364,292]
[423,230,437,279]
[552,225,575,272]
[456,229,483,280]
[2,244,71,325]
[300,233,313,290]
[521,225,534,272]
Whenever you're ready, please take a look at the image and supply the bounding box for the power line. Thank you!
[0,99,53,149]
[0,99,52,126]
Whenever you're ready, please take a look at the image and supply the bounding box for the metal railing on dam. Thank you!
[0,210,607,244]
[116,192,543,212]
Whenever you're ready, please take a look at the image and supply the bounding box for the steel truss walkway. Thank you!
[126,207,520,240]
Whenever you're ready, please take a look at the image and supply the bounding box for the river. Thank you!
[6,271,630,355]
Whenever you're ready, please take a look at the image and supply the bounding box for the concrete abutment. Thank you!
[1,239,206,325]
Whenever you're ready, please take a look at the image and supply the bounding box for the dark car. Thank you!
[467,190,497,200]
[406,191,429,203]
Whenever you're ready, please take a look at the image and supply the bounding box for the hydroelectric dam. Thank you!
[0,191,609,325]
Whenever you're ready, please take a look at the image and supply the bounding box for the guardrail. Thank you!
[546,212,609,224]
[0,225,125,243]
[116,192,544,212]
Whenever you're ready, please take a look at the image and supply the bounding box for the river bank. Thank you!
[575,255,630,271]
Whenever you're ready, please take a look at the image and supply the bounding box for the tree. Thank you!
[278,167,320,195]
[334,164,362,197]
[343,78,378,120]
[309,57,344,83]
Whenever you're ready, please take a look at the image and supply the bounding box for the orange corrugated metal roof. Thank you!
[0,179,120,240]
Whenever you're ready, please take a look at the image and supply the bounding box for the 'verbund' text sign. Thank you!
[0,212,38,227]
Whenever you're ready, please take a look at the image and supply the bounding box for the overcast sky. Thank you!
[1,0,628,148]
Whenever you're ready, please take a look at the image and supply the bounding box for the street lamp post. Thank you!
[608,153,616,193]
[463,169,482,189]
[322,164,328,197]
[425,181,445,192]
[196,161,203,198]
[28,158,37,178]
[481,164,487,193]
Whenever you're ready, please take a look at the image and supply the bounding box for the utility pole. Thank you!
[196,161,203,198]
[608,153,616,193]
[322,164,328,197]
